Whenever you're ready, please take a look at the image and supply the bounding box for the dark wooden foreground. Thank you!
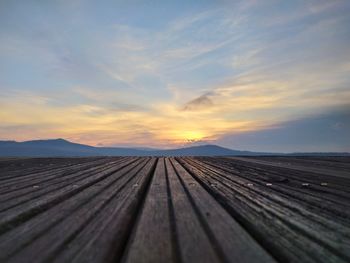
[0,156,349,263]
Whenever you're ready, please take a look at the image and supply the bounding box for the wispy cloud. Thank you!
[182,92,214,111]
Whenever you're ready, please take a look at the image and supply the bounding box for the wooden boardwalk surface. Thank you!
[0,156,349,263]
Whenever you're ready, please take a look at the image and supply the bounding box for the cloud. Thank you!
[182,92,214,111]
[216,106,350,152]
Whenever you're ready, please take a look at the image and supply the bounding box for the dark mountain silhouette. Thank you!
[0,139,146,157]
[0,139,348,157]
[0,139,261,156]
[150,145,259,156]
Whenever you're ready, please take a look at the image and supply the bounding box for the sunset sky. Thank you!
[1,0,350,152]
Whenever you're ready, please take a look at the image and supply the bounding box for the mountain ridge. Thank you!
[0,139,349,157]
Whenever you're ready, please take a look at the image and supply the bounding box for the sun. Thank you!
[182,131,205,142]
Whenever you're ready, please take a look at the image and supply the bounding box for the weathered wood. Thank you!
[230,157,350,179]
[0,157,102,181]
[203,157,350,197]
[170,158,276,263]
[0,158,149,262]
[178,157,350,263]
[0,157,121,192]
[164,158,221,263]
[2,160,146,262]
[246,156,350,173]
[51,158,157,263]
[0,158,131,210]
[0,158,140,235]
[0,156,349,263]
[122,158,176,263]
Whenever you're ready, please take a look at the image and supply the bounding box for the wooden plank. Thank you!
[162,158,222,263]
[0,157,102,181]
[0,157,140,235]
[229,157,350,179]
[0,156,349,263]
[122,158,176,263]
[0,157,119,191]
[196,157,350,209]
[0,158,131,211]
[193,157,350,231]
[170,158,276,263]
[201,157,350,198]
[0,158,115,196]
[178,157,350,263]
[50,158,157,263]
[0,157,150,263]
[247,156,350,172]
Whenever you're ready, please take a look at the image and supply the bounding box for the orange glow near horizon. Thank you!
[1,78,349,148]
[0,91,271,148]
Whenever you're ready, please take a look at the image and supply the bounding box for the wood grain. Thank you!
[0,156,349,263]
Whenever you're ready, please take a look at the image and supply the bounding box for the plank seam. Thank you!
[175,157,283,263]
[116,158,159,263]
[164,158,183,263]
[0,158,140,235]
[169,158,229,263]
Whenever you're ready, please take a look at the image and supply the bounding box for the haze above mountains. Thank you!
[0,139,348,157]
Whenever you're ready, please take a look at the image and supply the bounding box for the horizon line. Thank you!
[1,138,349,154]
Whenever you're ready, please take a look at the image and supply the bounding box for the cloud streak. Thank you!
[182,93,214,111]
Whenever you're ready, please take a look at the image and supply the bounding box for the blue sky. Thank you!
[0,0,349,152]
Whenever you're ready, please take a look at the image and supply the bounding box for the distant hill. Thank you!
[0,139,147,157]
[0,139,262,157]
[150,145,261,156]
[0,139,348,157]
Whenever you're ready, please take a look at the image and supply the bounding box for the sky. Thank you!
[0,0,350,152]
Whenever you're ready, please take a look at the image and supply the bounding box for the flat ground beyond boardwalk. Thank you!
[0,157,349,263]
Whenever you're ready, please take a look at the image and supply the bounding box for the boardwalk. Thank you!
[0,156,349,263]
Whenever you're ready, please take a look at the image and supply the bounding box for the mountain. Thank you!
[149,145,260,156]
[0,139,348,157]
[0,139,147,157]
[0,139,262,157]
